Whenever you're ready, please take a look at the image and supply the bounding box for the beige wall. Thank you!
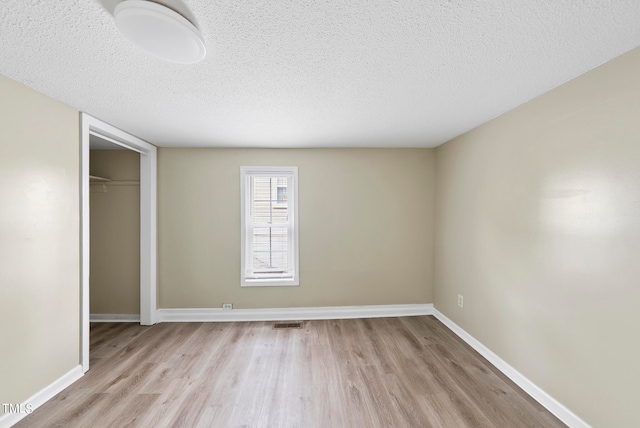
[90,150,140,314]
[434,47,640,427]
[159,148,435,309]
[0,75,80,411]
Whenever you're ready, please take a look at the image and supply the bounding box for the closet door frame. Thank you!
[80,113,157,373]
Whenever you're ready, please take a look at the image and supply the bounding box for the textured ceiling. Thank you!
[2,0,640,148]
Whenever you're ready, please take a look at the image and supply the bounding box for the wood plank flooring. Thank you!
[15,316,566,427]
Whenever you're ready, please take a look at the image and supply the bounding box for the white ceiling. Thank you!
[2,1,640,148]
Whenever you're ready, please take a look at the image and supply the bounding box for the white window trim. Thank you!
[240,166,299,287]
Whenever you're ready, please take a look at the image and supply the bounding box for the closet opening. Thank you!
[89,136,141,322]
[80,113,157,372]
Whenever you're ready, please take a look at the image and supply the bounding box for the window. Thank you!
[240,166,299,286]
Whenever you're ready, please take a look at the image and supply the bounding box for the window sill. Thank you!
[241,278,299,287]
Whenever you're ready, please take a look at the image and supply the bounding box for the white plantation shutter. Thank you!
[241,167,299,286]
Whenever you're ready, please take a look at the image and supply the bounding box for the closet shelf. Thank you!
[90,175,139,186]
[90,175,140,193]
[90,175,111,183]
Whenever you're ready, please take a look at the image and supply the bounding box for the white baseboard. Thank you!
[0,365,83,428]
[157,303,433,322]
[432,309,590,428]
[90,314,141,322]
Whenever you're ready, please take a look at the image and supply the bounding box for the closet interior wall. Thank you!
[89,149,141,316]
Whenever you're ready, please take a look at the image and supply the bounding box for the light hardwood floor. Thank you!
[16,316,565,427]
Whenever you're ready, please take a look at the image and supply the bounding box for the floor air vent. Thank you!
[273,322,302,329]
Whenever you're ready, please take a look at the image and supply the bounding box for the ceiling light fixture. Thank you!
[114,0,206,64]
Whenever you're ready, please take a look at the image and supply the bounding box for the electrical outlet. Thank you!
[457,294,464,308]
[222,303,233,310]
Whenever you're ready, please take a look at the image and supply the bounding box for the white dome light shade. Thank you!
[114,0,206,64]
